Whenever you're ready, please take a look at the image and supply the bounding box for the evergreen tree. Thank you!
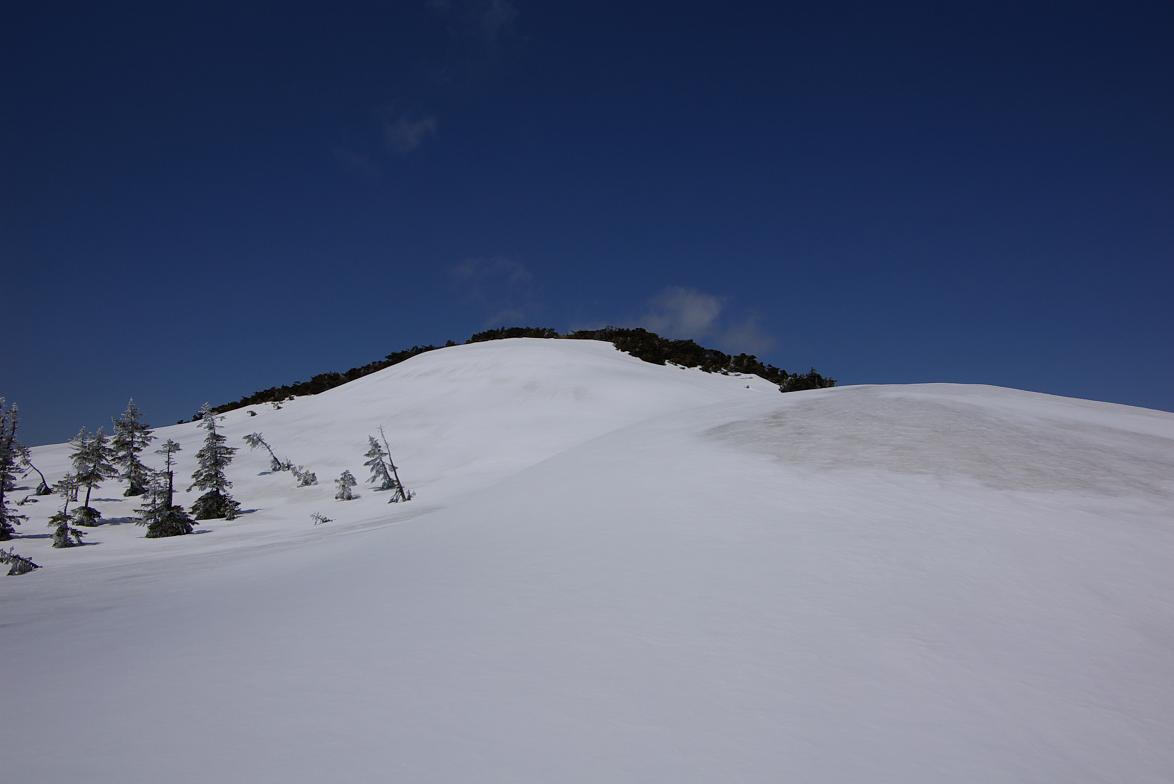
[242,432,288,471]
[363,436,396,491]
[49,474,86,548]
[0,400,27,540]
[0,547,40,575]
[138,470,195,538]
[334,470,358,500]
[135,470,168,527]
[188,404,240,520]
[111,399,155,496]
[70,427,117,526]
[147,504,196,538]
[0,405,13,493]
[291,465,318,487]
[137,439,195,537]
[155,439,182,507]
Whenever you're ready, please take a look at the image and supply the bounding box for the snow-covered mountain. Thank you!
[4,338,1173,782]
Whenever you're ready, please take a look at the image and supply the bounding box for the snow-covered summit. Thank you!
[3,338,1173,782]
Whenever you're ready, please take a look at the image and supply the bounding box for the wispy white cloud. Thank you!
[639,286,778,355]
[333,1,517,167]
[640,286,725,339]
[383,112,438,154]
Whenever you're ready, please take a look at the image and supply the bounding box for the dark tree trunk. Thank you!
[379,427,409,502]
[31,464,51,494]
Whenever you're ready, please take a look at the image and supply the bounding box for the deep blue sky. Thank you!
[4,1,1173,444]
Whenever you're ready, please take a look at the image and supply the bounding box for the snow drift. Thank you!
[3,338,1173,782]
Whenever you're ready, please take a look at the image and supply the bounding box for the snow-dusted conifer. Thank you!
[363,436,396,491]
[0,401,14,493]
[334,470,358,500]
[0,400,27,539]
[138,439,195,537]
[148,510,195,539]
[142,476,195,538]
[188,404,240,520]
[242,432,288,472]
[111,399,155,496]
[155,439,181,507]
[49,473,86,548]
[136,470,167,527]
[70,426,117,526]
[0,401,14,494]
[0,547,39,575]
[291,465,317,487]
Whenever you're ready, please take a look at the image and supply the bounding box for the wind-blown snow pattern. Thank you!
[3,339,1173,782]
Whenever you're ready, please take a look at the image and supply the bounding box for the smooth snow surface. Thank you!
[3,339,1173,783]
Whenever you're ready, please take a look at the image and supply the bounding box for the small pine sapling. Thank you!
[50,512,86,547]
[49,474,86,548]
[334,470,358,500]
[291,465,318,487]
[188,404,241,520]
[142,486,195,539]
[145,504,196,538]
[111,399,155,496]
[0,547,40,575]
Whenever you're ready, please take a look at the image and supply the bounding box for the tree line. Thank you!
[197,326,835,419]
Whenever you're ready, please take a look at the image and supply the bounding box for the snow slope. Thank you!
[3,339,1173,782]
